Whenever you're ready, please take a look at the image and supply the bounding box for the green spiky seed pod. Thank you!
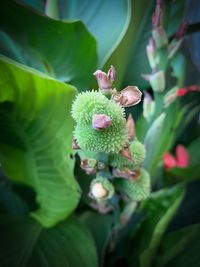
[130,140,146,165]
[71,91,109,124]
[114,169,150,201]
[109,140,146,169]
[109,153,135,169]
[72,91,128,153]
[90,176,115,200]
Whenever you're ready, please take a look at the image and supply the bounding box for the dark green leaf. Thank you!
[155,223,200,267]
[0,0,97,90]
[0,56,80,227]
[80,211,113,266]
[0,215,98,267]
[129,185,185,267]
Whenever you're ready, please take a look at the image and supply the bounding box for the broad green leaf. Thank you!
[155,224,200,267]
[129,185,184,267]
[60,0,131,68]
[0,0,97,91]
[22,0,131,68]
[0,215,98,267]
[0,56,80,227]
[80,211,113,266]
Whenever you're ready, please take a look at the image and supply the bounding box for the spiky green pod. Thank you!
[114,169,151,201]
[71,91,109,124]
[72,91,128,153]
[90,176,115,200]
[109,140,146,169]
[130,140,146,165]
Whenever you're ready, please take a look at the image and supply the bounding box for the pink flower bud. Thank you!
[152,2,163,28]
[176,145,190,168]
[163,153,177,170]
[92,114,112,131]
[127,114,136,141]
[120,145,134,161]
[93,70,112,90]
[107,65,116,82]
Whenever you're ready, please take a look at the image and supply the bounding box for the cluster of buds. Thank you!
[143,0,188,97]
[71,65,151,213]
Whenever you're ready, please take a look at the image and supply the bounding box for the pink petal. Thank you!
[176,145,190,168]
[163,153,177,170]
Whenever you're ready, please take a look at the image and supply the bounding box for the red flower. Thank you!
[177,88,189,96]
[163,145,190,170]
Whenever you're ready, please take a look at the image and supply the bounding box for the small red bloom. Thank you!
[177,88,189,96]
[163,153,177,170]
[176,145,190,168]
[163,145,190,170]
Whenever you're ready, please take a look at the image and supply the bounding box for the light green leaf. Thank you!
[0,56,80,227]
[0,0,97,90]
[0,215,98,267]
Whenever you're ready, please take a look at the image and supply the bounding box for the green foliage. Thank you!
[0,215,98,267]
[0,56,80,227]
[0,0,97,90]
[129,185,185,267]
[22,0,131,68]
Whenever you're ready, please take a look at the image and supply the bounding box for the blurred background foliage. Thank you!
[0,0,199,266]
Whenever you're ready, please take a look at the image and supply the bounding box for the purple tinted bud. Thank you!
[93,70,112,90]
[92,114,112,131]
[152,2,163,28]
[107,65,116,82]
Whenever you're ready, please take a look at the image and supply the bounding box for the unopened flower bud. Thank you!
[146,38,159,69]
[113,86,142,107]
[90,176,114,200]
[107,65,116,82]
[152,1,163,28]
[152,26,168,48]
[92,114,112,131]
[120,145,134,161]
[127,114,136,141]
[164,86,178,107]
[148,70,165,92]
[143,92,155,121]
[93,70,112,90]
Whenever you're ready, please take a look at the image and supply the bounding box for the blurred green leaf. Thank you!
[0,215,98,267]
[0,0,97,90]
[22,0,131,68]
[58,0,131,68]
[0,56,80,227]
[80,211,113,267]
[155,223,200,267]
[129,185,185,267]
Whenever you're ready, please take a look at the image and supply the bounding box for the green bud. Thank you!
[90,176,114,200]
[114,169,151,201]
